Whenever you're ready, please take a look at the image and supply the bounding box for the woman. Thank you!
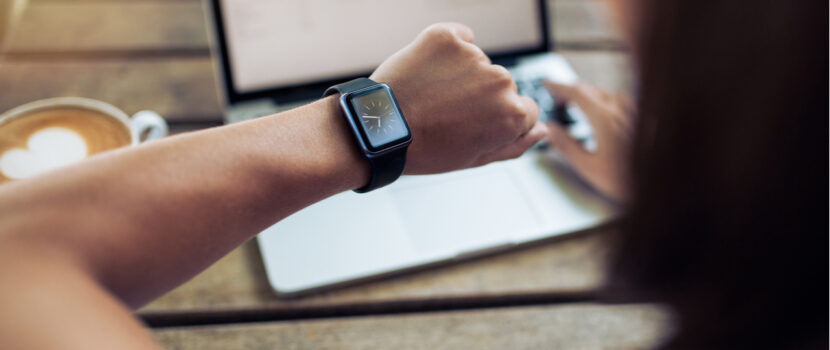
[0,1,826,349]
[585,1,826,348]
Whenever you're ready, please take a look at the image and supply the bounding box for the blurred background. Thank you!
[0,0,628,133]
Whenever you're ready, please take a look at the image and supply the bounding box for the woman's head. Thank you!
[606,1,827,348]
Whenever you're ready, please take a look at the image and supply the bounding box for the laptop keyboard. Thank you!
[513,74,595,151]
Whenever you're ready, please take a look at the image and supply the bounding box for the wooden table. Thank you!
[1,0,672,348]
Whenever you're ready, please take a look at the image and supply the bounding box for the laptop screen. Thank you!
[212,0,549,102]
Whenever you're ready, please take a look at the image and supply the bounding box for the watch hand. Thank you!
[361,115,383,129]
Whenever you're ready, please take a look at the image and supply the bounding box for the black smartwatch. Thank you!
[324,78,412,193]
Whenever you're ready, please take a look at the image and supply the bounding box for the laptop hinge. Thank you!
[492,56,519,67]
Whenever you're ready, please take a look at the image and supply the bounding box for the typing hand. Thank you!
[370,23,548,175]
[544,81,634,202]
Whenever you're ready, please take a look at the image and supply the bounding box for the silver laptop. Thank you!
[207,0,616,296]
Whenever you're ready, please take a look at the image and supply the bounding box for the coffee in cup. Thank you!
[0,97,167,184]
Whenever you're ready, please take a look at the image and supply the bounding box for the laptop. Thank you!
[206,0,615,296]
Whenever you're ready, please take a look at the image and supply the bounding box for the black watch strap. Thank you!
[324,77,376,97]
[324,78,408,193]
[356,147,407,193]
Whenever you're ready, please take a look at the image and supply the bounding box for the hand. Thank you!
[544,81,634,202]
[370,23,548,175]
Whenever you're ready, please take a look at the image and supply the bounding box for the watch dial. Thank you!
[350,87,410,149]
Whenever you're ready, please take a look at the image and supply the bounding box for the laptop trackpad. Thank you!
[391,170,542,257]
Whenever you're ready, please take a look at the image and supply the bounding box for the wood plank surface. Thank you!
[6,2,207,52]
[6,0,619,53]
[0,57,223,121]
[154,303,671,350]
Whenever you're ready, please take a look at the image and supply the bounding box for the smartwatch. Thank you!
[324,78,412,193]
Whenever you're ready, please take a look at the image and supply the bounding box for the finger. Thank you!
[548,123,626,201]
[543,80,584,104]
[518,95,541,133]
[543,80,610,136]
[547,122,594,174]
[476,122,549,165]
[544,81,609,111]
[591,86,615,104]
[517,121,549,150]
[615,93,636,115]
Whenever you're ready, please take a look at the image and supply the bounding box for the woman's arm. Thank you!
[0,23,545,349]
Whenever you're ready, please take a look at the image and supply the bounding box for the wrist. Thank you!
[251,96,370,195]
[305,96,371,193]
[323,78,412,192]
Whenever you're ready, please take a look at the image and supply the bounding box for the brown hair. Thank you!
[607,1,827,348]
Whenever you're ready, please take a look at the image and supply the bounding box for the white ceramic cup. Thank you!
[0,97,168,145]
[0,97,168,182]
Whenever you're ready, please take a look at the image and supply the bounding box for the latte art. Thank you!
[0,107,132,183]
[1,127,88,179]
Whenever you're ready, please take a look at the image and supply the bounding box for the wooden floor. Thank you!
[1,0,672,348]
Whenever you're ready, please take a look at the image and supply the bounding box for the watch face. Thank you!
[348,86,410,151]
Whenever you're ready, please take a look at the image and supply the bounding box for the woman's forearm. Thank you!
[0,96,367,307]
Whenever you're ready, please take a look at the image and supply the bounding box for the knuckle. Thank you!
[477,50,492,64]
[468,45,489,61]
[525,98,540,121]
[501,95,529,132]
[424,25,460,48]
[486,65,515,89]
[457,43,484,62]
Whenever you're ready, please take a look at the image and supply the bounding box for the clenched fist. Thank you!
[370,23,548,174]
